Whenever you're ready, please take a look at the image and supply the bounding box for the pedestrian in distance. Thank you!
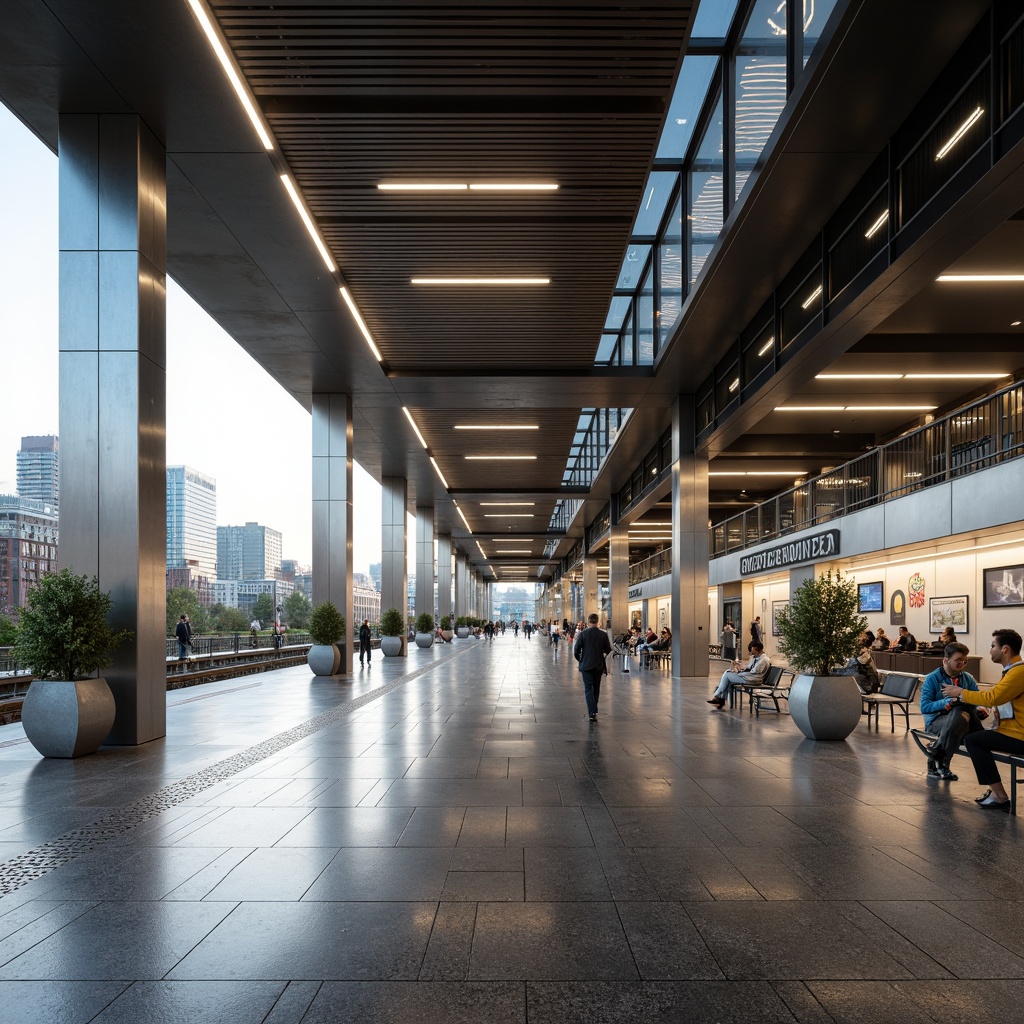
[358,618,372,666]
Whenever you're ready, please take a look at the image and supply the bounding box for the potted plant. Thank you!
[440,615,453,642]
[379,607,406,657]
[414,612,434,649]
[13,569,131,758]
[776,569,867,740]
[455,615,470,639]
[307,601,345,676]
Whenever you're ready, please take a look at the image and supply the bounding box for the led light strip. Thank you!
[429,457,449,490]
[455,425,540,431]
[412,278,550,286]
[401,407,428,449]
[280,175,336,273]
[378,182,558,192]
[339,287,383,362]
[864,211,889,238]
[453,501,472,533]
[465,455,537,461]
[935,106,984,161]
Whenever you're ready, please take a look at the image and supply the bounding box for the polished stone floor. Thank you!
[0,634,1021,1023]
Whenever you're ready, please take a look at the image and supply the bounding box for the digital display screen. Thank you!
[858,582,884,613]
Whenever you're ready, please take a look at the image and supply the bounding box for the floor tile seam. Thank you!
[0,646,480,899]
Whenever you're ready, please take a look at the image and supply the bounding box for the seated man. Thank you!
[638,628,671,665]
[942,628,1024,812]
[835,632,880,694]
[870,629,889,651]
[920,641,985,781]
[890,626,917,652]
[707,642,770,708]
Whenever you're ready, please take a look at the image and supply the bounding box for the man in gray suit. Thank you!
[574,613,612,723]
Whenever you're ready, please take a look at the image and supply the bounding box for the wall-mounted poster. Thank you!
[890,590,906,626]
[908,572,926,609]
[983,564,1024,608]
[771,601,788,637]
[929,595,968,633]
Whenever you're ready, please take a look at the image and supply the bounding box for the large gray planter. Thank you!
[380,636,405,657]
[21,678,116,758]
[440,630,453,643]
[307,644,341,676]
[788,673,863,741]
[455,627,470,639]
[415,632,434,649]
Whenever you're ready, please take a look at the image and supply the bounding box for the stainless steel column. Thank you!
[59,113,166,746]
[415,506,435,622]
[312,393,353,672]
[455,553,468,620]
[609,521,629,632]
[437,533,452,626]
[670,396,710,678]
[381,476,408,653]
[583,558,599,621]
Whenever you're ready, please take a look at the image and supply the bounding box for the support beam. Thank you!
[312,393,353,673]
[671,397,710,679]
[415,506,435,623]
[583,558,599,622]
[608,522,629,634]
[381,476,408,655]
[59,113,166,746]
[437,534,452,628]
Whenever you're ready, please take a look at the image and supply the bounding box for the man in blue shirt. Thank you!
[920,641,986,781]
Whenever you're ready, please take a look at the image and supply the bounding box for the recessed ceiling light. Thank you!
[776,405,935,412]
[903,373,1008,380]
[708,471,806,476]
[864,211,889,238]
[453,501,472,533]
[815,373,903,380]
[468,182,558,191]
[429,457,449,489]
[377,182,467,191]
[483,514,535,518]
[935,106,984,160]
[800,284,823,310]
[491,538,533,542]
[411,278,550,286]
[496,550,532,554]
[186,0,274,150]
[401,407,428,449]
[756,337,775,357]
[340,287,383,362]
[479,502,536,506]
[281,175,336,272]
[1013,321,1022,327]
[937,274,1024,282]
[454,424,540,430]
[465,455,537,460]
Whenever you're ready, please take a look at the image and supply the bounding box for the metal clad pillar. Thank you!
[437,533,452,626]
[415,506,435,622]
[670,396,710,679]
[583,557,599,621]
[610,524,626,626]
[455,553,468,619]
[59,113,166,745]
[381,476,408,653]
[312,393,353,672]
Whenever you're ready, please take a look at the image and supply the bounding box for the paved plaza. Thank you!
[0,635,1021,1023]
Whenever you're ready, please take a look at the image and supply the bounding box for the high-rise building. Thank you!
[166,466,217,580]
[16,435,59,514]
[353,572,380,626]
[217,522,283,581]
[0,496,59,615]
[368,562,381,592]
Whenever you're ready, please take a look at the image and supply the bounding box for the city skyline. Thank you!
[0,102,388,575]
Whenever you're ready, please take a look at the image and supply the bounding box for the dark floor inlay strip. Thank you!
[0,646,475,897]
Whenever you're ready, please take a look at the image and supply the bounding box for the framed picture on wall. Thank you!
[771,600,788,637]
[929,595,968,633]
[857,582,884,613]
[983,564,1024,608]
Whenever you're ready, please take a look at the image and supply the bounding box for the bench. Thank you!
[863,671,920,732]
[750,666,794,716]
[911,727,1023,815]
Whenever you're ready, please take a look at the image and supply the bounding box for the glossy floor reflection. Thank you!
[0,635,1021,1022]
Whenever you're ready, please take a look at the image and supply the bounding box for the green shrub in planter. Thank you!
[308,602,345,646]
[455,616,467,628]
[14,569,132,680]
[415,612,434,634]
[440,616,451,630]
[380,607,404,637]
[776,569,866,675]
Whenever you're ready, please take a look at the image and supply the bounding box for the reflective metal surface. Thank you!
[415,507,434,620]
[58,113,167,745]
[312,393,353,673]
[454,554,468,620]
[436,534,452,626]
[381,477,408,638]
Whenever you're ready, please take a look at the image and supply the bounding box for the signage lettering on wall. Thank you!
[739,529,841,576]
[628,586,643,600]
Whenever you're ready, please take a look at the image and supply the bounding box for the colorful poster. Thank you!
[908,572,926,609]
[890,589,906,626]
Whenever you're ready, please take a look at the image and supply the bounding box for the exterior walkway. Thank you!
[0,634,1021,1023]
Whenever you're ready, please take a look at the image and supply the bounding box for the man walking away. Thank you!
[574,613,612,723]
[359,618,372,666]
[175,614,191,661]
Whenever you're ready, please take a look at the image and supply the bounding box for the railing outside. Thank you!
[710,379,1024,557]
[165,632,312,660]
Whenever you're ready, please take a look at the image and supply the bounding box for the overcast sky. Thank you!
[0,103,385,573]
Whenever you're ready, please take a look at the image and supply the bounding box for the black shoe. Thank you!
[975,789,993,804]
[589,714,597,723]
[978,794,1011,812]
[926,759,940,778]
[938,765,958,781]
[707,696,725,707]
[926,742,945,761]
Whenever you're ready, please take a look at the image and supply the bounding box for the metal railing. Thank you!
[711,379,1024,557]
[165,632,312,659]
[629,548,672,586]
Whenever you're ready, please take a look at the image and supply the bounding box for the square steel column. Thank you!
[437,533,452,627]
[583,558,599,621]
[312,393,353,672]
[59,113,166,746]
[415,506,435,622]
[455,552,468,619]
[670,396,710,678]
[608,513,629,634]
[381,476,408,653]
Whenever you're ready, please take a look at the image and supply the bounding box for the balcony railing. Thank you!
[629,548,672,586]
[710,378,1024,558]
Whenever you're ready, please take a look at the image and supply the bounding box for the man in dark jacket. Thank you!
[574,613,612,723]
[175,614,191,661]
[358,619,372,666]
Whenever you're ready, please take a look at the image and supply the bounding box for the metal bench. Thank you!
[911,727,1024,815]
[862,671,920,731]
